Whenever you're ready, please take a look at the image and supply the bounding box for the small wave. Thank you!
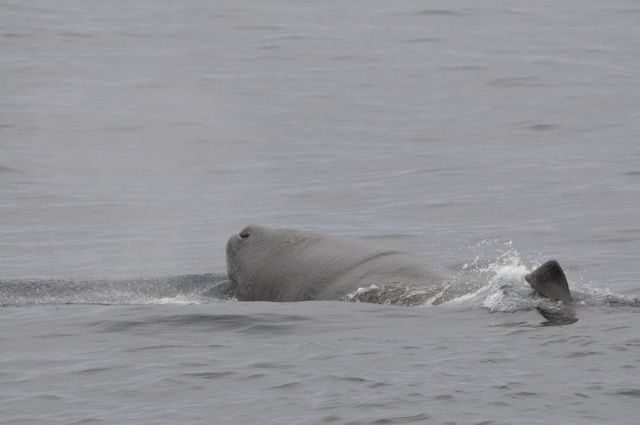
[0,274,231,306]
[572,283,640,308]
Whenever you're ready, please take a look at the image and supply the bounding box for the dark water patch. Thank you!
[269,34,309,41]
[108,31,151,38]
[270,381,302,390]
[90,319,147,332]
[330,375,369,383]
[35,333,74,339]
[506,328,532,336]
[619,7,640,12]
[370,414,431,424]
[35,394,65,401]
[574,393,589,398]
[577,338,596,347]
[155,313,309,327]
[168,121,202,128]
[480,357,510,364]
[58,32,94,39]
[250,362,293,369]
[367,382,391,388]
[244,373,265,380]
[612,389,640,398]
[1,2,55,13]
[507,391,539,398]
[2,33,28,39]
[68,420,106,425]
[606,326,631,331]
[541,337,569,346]
[76,367,115,375]
[96,125,146,132]
[403,37,443,44]
[566,351,602,358]
[183,371,234,379]
[488,401,510,407]
[440,65,484,71]
[526,123,561,132]
[416,9,465,17]
[321,416,341,423]
[593,235,640,243]
[354,401,388,409]
[123,344,185,352]
[240,323,294,335]
[625,171,640,176]
[433,394,454,401]
[0,164,16,172]
[120,389,140,398]
[258,44,282,51]
[177,362,211,368]
[487,77,541,88]
[90,313,307,333]
[493,321,533,328]
[332,55,361,61]
[308,353,338,361]
[234,25,282,32]
[611,345,628,352]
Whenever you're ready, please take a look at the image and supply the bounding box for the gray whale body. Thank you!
[226,225,573,306]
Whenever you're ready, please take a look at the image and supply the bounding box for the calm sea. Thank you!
[1,1,639,424]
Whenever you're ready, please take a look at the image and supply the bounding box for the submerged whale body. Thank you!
[226,225,574,307]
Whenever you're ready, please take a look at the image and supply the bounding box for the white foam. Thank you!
[343,285,380,302]
[150,296,203,305]
[443,246,539,312]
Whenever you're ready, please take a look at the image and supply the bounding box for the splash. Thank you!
[443,246,541,312]
[0,274,232,306]
[449,244,639,313]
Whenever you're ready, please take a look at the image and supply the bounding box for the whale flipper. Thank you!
[525,260,573,304]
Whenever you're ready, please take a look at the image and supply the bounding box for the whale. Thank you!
[226,225,573,306]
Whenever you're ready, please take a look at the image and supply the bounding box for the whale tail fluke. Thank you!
[525,260,573,304]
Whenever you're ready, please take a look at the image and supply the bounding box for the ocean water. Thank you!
[1,0,640,424]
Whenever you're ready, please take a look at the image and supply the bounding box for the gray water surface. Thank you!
[1,1,640,424]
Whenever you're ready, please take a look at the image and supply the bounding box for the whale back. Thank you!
[226,225,444,302]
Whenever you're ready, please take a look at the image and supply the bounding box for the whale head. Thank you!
[226,225,311,300]
[226,225,267,297]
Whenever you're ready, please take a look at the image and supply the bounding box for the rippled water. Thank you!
[1,1,640,424]
[3,302,640,425]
